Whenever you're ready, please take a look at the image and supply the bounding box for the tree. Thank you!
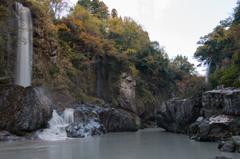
[77,0,91,10]
[91,0,109,19]
[172,55,195,73]
[111,8,118,18]
[194,25,234,71]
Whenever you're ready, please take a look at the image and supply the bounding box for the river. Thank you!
[0,128,239,159]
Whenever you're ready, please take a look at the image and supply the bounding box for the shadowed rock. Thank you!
[220,140,236,152]
[155,96,201,133]
[0,131,21,141]
[72,103,137,134]
[189,115,240,141]
[0,85,53,135]
[202,87,240,116]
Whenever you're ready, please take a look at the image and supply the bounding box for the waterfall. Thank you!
[15,2,33,87]
[63,109,75,125]
[37,109,75,140]
[205,60,212,83]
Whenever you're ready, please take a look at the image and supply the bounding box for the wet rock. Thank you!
[66,103,137,137]
[66,105,107,138]
[220,140,236,152]
[0,131,21,141]
[189,115,240,141]
[65,121,106,138]
[218,141,226,149]
[155,96,201,133]
[25,133,39,140]
[0,85,53,135]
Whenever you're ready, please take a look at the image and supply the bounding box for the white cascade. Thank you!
[37,109,75,140]
[205,60,212,83]
[63,109,75,125]
[15,2,33,87]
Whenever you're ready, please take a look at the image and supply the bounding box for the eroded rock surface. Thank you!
[65,103,137,137]
[202,87,240,116]
[155,97,201,133]
[0,131,21,141]
[0,85,53,135]
[99,107,138,132]
[189,115,240,141]
[66,121,106,138]
[117,73,137,113]
[220,140,236,152]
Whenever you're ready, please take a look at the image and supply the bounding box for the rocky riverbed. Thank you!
[1,82,240,156]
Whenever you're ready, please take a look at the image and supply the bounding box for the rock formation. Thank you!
[202,87,240,116]
[189,115,240,141]
[156,87,240,142]
[0,85,53,135]
[65,103,138,138]
[155,96,201,133]
[117,73,137,113]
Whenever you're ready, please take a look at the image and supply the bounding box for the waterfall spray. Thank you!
[15,2,33,87]
[37,109,75,140]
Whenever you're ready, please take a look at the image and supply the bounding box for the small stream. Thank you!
[0,128,239,159]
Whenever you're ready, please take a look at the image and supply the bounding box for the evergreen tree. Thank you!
[77,0,91,10]
[111,8,118,18]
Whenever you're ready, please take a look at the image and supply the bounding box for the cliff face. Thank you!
[202,88,240,116]
[189,88,240,141]
[155,96,202,133]
[155,87,240,141]
[117,73,137,113]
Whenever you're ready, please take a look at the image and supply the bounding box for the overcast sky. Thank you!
[70,0,238,75]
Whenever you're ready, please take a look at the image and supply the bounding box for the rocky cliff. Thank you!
[189,87,240,141]
[155,96,202,133]
[155,87,240,141]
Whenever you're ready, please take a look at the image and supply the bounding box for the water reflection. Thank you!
[0,128,239,159]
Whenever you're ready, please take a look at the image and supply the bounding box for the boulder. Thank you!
[65,121,106,138]
[0,131,21,141]
[65,104,107,138]
[116,109,141,128]
[220,140,236,152]
[0,85,53,135]
[155,96,201,133]
[99,106,138,132]
[72,104,137,134]
[218,141,226,149]
[189,115,240,141]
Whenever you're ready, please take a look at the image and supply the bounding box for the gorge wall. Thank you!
[155,87,240,142]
